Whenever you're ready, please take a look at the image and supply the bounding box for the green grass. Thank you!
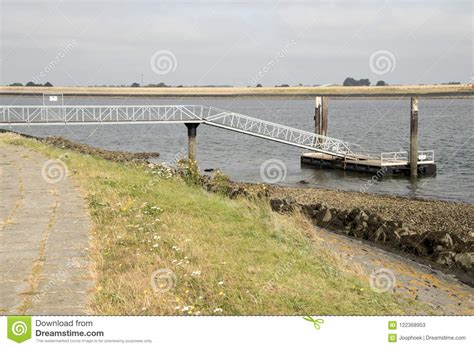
[1,133,431,315]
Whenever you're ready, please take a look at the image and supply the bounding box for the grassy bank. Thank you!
[1,84,473,98]
[0,133,431,315]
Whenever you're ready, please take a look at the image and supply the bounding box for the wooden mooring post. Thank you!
[185,123,199,161]
[410,96,419,177]
[321,96,328,137]
[314,96,329,136]
[314,97,321,134]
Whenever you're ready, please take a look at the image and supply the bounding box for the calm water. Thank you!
[1,96,473,203]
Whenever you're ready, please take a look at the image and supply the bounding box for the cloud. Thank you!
[0,0,471,86]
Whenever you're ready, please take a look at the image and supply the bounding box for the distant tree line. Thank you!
[343,77,388,86]
[131,82,169,87]
[343,77,370,86]
[9,82,53,87]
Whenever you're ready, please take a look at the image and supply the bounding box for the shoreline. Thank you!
[1,85,473,99]
[201,180,473,285]
[2,131,472,284]
[265,185,473,285]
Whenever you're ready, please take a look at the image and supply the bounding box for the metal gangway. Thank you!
[0,104,433,164]
[0,104,359,158]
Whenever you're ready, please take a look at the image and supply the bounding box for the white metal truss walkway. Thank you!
[0,104,433,163]
[203,106,355,158]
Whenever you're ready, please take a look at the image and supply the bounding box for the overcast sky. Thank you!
[0,0,472,86]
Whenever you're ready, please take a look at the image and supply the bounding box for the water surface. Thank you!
[1,96,472,203]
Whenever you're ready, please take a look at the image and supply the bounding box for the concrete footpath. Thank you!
[0,144,93,314]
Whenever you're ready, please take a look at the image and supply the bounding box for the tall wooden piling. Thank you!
[314,97,322,134]
[321,96,329,137]
[185,123,199,161]
[410,97,419,177]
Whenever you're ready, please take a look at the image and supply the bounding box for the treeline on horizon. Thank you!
[7,79,463,88]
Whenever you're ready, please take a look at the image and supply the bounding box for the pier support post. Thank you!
[321,96,329,137]
[185,123,199,162]
[314,97,322,134]
[410,97,419,177]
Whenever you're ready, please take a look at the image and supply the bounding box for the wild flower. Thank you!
[191,271,201,277]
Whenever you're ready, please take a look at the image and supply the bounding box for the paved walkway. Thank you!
[0,144,93,315]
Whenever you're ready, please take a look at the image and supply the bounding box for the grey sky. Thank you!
[0,0,472,86]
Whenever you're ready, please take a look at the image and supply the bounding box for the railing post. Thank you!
[410,96,419,177]
[185,123,199,162]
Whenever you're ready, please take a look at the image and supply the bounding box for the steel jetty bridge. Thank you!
[0,104,436,176]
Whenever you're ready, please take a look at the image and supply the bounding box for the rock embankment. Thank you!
[198,174,473,281]
[44,136,160,162]
[269,196,473,282]
[0,131,160,162]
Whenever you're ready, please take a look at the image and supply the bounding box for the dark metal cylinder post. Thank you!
[410,97,419,177]
[185,123,199,161]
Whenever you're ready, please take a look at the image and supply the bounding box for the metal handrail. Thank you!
[0,104,435,163]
